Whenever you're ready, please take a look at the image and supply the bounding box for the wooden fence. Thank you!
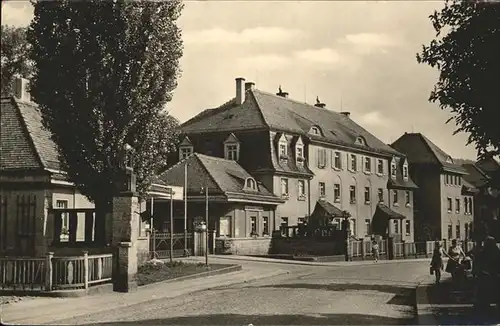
[0,252,113,292]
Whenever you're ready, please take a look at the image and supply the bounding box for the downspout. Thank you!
[307,179,312,219]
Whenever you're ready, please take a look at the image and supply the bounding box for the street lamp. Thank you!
[200,186,209,266]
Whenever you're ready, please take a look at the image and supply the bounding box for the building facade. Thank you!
[391,133,474,242]
[174,77,417,240]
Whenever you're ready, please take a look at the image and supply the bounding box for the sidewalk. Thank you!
[1,265,289,325]
[203,254,431,267]
[416,275,500,325]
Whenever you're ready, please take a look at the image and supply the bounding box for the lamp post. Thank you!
[201,186,209,266]
[342,210,351,262]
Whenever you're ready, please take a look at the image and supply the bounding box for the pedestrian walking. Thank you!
[372,239,379,263]
[430,241,444,284]
[445,239,466,283]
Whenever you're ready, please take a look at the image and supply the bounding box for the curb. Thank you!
[139,264,242,290]
[210,255,431,267]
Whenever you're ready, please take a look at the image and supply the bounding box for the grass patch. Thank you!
[136,260,235,286]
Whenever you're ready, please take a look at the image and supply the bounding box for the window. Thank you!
[391,162,397,178]
[225,144,239,161]
[246,178,257,190]
[319,182,326,197]
[448,224,453,239]
[262,217,269,235]
[279,143,287,158]
[447,197,452,212]
[219,216,231,237]
[298,217,305,224]
[405,191,411,206]
[179,146,193,160]
[393,220,399,234]
[333,151,341,169]
[465,223,469,240]
[56,200,69,241]
[464,197,469,214]
[377,159,384,175]
[250,216,257,235]
[298,180,306,198]
[469,198,473,215]
[310,126,320,135]
[349,185,356,204]
[458,177,462,186]
[281,178,289,197]
[393,190,398,205]
[403,165,408,179]
[456,221,460,239]
[455,198,460,213]
[350,219,356,236]
[334,184,341,203]
[378,188,384,203]
[296,146,304,162]
[364,157,372,173]
[365,219,371,236]
[445,174,449,184]
[350,154,357,172]
[317,148,327,168]
[364,187,370,204]
[405,220,411,236]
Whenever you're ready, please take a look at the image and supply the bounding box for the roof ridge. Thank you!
[13,97,46,169]
[247,89,271,129]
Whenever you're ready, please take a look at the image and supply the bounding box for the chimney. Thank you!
[13,77,31,102]
[276,85,289,98]
[314,96,326,108]
[235,77,245,105]
[245,82,255,91]
[340,111,351,118]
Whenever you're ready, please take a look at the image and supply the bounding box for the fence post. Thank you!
[360,241,365,260]
[45,252,53,291]
[83,251,89,291]
[401,240,406,259]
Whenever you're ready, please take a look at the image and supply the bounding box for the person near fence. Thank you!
[430,241,444,284]
[371,239,379,263]
[445,239,466,283]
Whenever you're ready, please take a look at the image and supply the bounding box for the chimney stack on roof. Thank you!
[245,82,255,91]
[13,77,31,102]
[340,111,351,118]
[314,96,326,108]
[276,85,289,98]
[235,77,245,105]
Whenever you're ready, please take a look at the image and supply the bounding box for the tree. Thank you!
[27,0,183,243]
[1,25,32,96]
[417,1,500,165]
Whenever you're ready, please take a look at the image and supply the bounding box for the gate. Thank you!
[150,231,193,259]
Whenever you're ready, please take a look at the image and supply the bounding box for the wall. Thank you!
[307,143,390,238]
[411,166,442,241]
[217,237,272,255]
[272,176,309,226]
[440,173,474,240]
[388,189,415,242]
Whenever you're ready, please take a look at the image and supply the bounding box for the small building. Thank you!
[155,153,284,254]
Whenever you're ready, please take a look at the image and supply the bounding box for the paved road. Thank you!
[49,258,430,325]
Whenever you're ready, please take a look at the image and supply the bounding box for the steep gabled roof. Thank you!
[181,88,401,157]
[157,153,283,204]
[0,96,60,171]
[391,133,466,174]
[462,163,490,188]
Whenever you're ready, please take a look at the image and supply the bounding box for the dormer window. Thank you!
[179,136,194,161]
[295,137,304,163]
[224,133,240,161]
[245,178,257,191]
[391,159,397,179]
[355,136,367,146]
[278,134,288,159]
[309,126,322,136]
[403,164,408,180]
[446,156,453,164]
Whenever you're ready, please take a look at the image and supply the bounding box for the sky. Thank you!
[1,0,478,160]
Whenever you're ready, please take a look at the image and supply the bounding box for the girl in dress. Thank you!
[430,241,444,284]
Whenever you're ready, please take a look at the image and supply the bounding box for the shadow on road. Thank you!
[420,307,500,325]
[85,313,415,325]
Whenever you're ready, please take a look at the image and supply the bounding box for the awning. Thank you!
[314,199,344,217]
[371,203,406,236]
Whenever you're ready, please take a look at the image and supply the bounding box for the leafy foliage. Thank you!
[1,26,32,96]
[417,1,500,161]
[27,0,183,237]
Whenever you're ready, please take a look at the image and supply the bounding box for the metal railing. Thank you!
[1,252,113,292]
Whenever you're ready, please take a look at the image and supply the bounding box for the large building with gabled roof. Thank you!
[174,77,417,242]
